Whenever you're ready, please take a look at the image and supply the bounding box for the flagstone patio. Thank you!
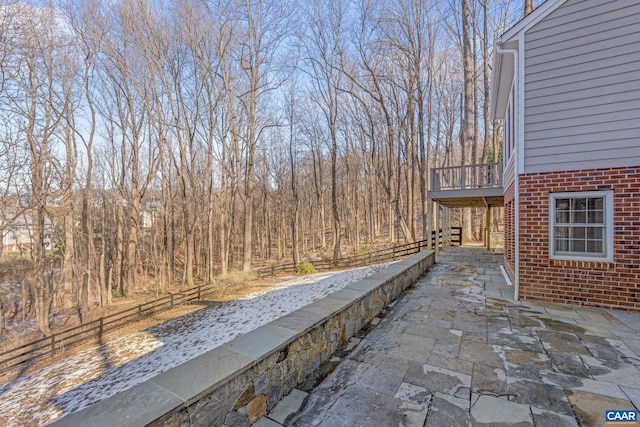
[257,246,640,427]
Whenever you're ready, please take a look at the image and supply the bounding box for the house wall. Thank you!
[503,183,516,282]
[518,166,640,311]
[523,0,640,174]
[503,157,516,196]
[2,226,32,252]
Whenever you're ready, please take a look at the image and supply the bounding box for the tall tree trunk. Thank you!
[461,0,475,243]
[331,116,341,260]
[525,0,535,16]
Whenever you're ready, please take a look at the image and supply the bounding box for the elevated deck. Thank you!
[429,163,504,208]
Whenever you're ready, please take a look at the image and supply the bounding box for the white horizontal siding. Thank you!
[503,156,515,191]
[525,56,639,88]
[527,139,639,158]
[522,0,640,174]
[524,148,639,171]
[527,128,640,150]
[527,98,640,124]
[526,1,639,49]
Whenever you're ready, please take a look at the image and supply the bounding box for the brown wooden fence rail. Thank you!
[0,227,461,375]
[0,282,220,375]
[256,227,462,278]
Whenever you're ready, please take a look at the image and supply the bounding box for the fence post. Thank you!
[50,334,56,356]
[99,317,104,339]
[392,247,396,260]
[198,284,201,301]
[170,293,174,308]
[138,304,142,320]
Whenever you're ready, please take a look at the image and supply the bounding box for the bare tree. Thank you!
[302,0,346,260]
[63,0,105,311]
[5,4,69,335]
[524,0,534,17]
[237,0,289,272]
[284,76,301,265]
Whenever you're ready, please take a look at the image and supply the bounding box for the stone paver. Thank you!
[265,389,308,425]
[263,246,640,426]
[470,394,533,426]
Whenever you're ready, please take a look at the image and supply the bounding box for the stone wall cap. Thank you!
[271,309,326,333]
[302,295,355,317]
[328,288,367,301]
[49,380,183,427]
[346,278,388,293]
[223,324,298,360]
[150,346,254,404]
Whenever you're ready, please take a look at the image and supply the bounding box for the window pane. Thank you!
[587,227,603,239]
[572,211,586,223]
[572,227,586,239]
[555,226,569,238]
[555,238,569,252]
[588,198,603,210]
[556,211,570,223]
[587,240,603,253]
[588,210,603,224]
[571,239,586,252]
[572,198,587,210]
[556,199,570,210]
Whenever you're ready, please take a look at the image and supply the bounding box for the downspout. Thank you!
[495,42,520,301]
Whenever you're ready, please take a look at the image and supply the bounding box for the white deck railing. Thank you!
[430,162,503,191]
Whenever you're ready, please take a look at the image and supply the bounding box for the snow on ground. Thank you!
[0,264,390,426]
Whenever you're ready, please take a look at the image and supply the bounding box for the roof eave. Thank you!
[490,0,569,119]
[499,0,567,41]
[490,38,517,120]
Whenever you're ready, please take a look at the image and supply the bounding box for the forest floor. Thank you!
[0,242,394,354]
[0,268,285,354]
[0,262,392,426]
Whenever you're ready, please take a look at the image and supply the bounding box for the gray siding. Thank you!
[503,156,515,191]
[523,0,640,174]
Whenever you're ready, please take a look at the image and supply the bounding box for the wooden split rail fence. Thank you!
[256,227,462,278]
[0,283,220,375]
[0,227,461,374]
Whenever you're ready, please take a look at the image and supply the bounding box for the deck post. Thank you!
[446,207,452,247]
[485,208,491,250]
[427,198,433,250]
[435,201,440,254]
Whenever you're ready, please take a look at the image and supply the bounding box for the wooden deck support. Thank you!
[428,163,504,252]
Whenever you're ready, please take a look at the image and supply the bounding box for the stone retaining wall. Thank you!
[53,251,435,427]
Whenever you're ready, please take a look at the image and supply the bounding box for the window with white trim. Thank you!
[549,191,613,262]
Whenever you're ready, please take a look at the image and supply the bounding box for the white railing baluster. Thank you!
[429,162,503,191]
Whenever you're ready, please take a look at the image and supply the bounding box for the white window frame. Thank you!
[549,190,614,262]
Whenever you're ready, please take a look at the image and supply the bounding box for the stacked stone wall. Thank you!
[53,251,435,427]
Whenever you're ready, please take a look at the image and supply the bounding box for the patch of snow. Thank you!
[0,263,391,426]
[456,285,485,304]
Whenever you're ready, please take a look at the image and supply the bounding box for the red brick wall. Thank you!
[517,166,640,311]
[503,183,516,282]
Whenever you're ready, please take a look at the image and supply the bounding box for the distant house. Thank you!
[1,212,54,253]
[490,0,640,310]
